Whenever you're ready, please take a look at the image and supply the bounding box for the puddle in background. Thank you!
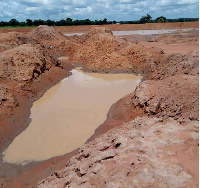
[65,29,198,37]
[3,68,142,165]
[112,29,197,36]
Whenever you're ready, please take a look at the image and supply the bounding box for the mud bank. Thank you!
[0,24,199,187]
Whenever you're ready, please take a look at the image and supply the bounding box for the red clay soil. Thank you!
[0,24,199,187]
[69,27,153,72]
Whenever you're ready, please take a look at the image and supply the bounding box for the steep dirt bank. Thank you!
[0,25,198,187]
[0,40,72,149]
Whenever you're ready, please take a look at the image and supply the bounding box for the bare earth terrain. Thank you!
[0,22,199,187]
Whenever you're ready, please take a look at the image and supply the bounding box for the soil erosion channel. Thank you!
[3,67,142,165]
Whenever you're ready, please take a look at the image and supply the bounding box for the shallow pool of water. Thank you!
[65,29,198,36]
[3,68,142,165]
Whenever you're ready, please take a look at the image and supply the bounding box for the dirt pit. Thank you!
[2,68,142,165]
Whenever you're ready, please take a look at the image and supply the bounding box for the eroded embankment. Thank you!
[0,25,199,187]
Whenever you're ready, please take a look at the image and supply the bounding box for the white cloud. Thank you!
[86,6,92,13]
[0,0,198,21]
[119,0,133,4]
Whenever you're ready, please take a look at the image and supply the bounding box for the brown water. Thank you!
[3,68,142,165]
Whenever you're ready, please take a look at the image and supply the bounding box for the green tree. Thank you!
[26,19,33,26]
[72,19,80,26]
[178,18,184,22]
[19,22,26,26]
[33,19,45,26]
[139,14,152,24]
[66,17,73,26]
[0,21,8,27]
[45,19,55,26]
[39,19,44,25]
[56,19,66,26]
[103,18,107,24]
[83,19,91,25]
[156,16,167,23]
[9,19,19,27]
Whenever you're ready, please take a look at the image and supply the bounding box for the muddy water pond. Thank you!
[3,68,142,165]
[65,29,198,36]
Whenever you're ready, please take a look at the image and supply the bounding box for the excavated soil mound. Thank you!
[39,117,198,188]
[0,32,29,53]
[30,25,76,56]
[0,44,59,82]
[68,27,113,44]
[108,74,199,122]
[70,27,155,72]
[149,51,199,80]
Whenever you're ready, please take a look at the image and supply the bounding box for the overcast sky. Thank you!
[0,0,199,22]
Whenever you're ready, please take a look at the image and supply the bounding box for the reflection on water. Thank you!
[3,68,142,165]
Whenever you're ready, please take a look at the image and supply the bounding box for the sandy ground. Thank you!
[0,22,199,187]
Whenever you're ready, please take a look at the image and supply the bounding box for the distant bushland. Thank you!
[0,15,198,28]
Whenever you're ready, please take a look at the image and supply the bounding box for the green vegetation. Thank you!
[0,25,36,28]
[156,16,167,23]
[0,15,198,28]
[120,14,198,24]
[139,14,152,23]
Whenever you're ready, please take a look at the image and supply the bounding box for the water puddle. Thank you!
[3,68,142,165]
[65,29,198,36]
[112,29,197,36]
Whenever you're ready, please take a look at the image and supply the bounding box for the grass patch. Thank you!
[0,26,36,29]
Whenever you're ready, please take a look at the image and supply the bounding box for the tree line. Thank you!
[0,15,198,27]
[120,14,199,24]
